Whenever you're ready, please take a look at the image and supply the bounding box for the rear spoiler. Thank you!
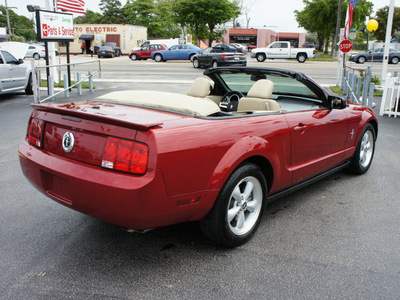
[31,103,163,131]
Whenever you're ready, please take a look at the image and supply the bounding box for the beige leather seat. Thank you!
[237,79,281,112]
[187,77,211,98]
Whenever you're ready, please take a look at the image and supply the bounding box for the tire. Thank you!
[256,53,266,62]
[390,56,399,64]
[297,54,306,63]
[200,163,267,247]
[193,58,200,68]
[357,56,366,64]
[33,53,40,60]
[154,54,163,62]
[348,124,376,175]
[189,54,195,62]
[130,54,137,61]
[25,74,33,95]
[212,61,218,68]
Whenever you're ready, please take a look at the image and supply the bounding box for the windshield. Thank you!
[219,72,319,99]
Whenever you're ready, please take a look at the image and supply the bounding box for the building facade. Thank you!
[59,24,147,55]
[224,28,306,48]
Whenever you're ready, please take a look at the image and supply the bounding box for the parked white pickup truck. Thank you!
[251,41,315,63]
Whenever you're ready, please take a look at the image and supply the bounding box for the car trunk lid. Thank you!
[30,101,183,168]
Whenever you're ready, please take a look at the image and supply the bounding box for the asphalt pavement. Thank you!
[1,58,400,299]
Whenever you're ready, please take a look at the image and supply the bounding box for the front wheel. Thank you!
[212,61,218,68]
[348,124,376,174]
[357,56,366,64]
[130,54,137,61]
[297,54,307,63]
[256,53,266,62]
[200,163,267,247]
[154,54,163,62]
[189,54,196,62]
[25,74,33,95]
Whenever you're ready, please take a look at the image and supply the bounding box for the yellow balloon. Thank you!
[367,19,378,32]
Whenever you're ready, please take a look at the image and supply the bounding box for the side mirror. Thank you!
[328,95,347,109]
[17,59,24,64]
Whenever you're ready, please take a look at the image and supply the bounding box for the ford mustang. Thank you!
[18,67,378,247]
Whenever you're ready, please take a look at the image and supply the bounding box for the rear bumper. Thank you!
[219,60,246,66]
[18,140,216,229]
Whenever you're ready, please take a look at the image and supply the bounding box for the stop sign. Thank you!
[339,39,353,53]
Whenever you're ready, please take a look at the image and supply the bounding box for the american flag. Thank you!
[344,0,359,40]
[57,0,86,15]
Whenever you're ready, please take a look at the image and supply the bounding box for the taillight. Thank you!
[101,137,149,175]
[221,55,228,59]
[28,118,44,147]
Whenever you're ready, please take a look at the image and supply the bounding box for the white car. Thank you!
[0,49,32,95]
[25,44,59,60]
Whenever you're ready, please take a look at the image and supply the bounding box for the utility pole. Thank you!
[4,0,12,39]
[332,0,343,58]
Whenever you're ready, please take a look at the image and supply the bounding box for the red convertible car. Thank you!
[19,67,378,247]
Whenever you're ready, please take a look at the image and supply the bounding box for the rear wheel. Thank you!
[154,54,163,62]
[193,58,200,68]
[33,53,40,60]
[297,54,307,63]
[391,56,399,64]
[256,53,266,62]
[200,163,267,247]
[348,124,376,174]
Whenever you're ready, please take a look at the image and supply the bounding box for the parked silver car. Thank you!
[25,44,59,60]
[0,50,32,95]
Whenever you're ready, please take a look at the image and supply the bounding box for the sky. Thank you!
[6,0,398,32]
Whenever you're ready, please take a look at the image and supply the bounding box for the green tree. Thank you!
[123,0,180,38]
[99,0,125,24]
[173,0,240,46]
[74,10,104,24]
[295,0,373,53]
[0,6,36,42]
[373,6,400,41]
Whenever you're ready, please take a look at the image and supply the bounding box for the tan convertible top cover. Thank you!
[96,90,220,116]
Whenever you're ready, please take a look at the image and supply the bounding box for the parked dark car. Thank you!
[129,44,167,61]
[228,43,247,53]
[192,47,246,68]
[302,42,316,48]
[349,47,400,64]
[215,44,238,52]
[97,46,115,58]
[103,42,121,57]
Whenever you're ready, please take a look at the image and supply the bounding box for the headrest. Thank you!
[247,79,274,99]
[187,77,211,98]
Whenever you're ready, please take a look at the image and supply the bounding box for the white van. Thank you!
[137,38,180,50]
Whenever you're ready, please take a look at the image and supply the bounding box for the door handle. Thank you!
[293,123,307,133]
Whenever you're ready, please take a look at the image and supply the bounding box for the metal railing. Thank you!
[340,66,375,108]
[32,59,102,104]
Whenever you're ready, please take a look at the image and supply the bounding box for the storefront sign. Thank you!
[36,10,74,42]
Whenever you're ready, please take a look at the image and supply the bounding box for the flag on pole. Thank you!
[57,0,86,15]
[344,0,359,39]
